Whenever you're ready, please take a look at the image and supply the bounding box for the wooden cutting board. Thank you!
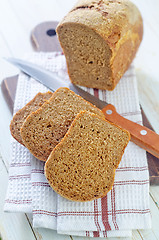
[1,21,159,185]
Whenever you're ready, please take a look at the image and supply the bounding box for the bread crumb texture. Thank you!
[20,88,104,161]
[45,111,130,202]
[57,0,143,90]
[10,91,53,145]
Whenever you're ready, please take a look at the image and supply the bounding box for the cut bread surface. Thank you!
[20,87,104,161]
[57,23,113,90]
[45,111,130,202]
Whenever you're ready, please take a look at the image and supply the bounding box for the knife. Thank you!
[6,57,159,158]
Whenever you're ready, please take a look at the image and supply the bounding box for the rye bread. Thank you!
[56,0,143,90]
[20,87,104,161]
[10,91,53,145]
[45,111,130,201]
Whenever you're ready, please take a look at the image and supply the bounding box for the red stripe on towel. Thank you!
[101,195,111,231]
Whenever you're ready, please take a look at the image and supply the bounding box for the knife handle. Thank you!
[102,104,159,158]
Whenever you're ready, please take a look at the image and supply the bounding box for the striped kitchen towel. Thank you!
[4,52,151,238]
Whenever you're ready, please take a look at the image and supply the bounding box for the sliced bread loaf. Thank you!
[20,87,104,161]
[45,110,130,202]
[56,0,143,90]
[10,91,53,145]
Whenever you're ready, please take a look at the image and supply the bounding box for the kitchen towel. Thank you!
[4,52,151,238]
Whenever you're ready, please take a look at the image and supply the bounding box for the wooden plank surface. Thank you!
[0,0,159,239]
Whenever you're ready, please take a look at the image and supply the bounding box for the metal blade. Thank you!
[6,57,108,109]
[6,57,69,90]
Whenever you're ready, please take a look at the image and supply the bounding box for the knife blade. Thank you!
[6,57,159,159]
[5,58,107,110]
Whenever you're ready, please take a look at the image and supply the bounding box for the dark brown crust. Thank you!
[10,91,53,145]
[111,15,143,90]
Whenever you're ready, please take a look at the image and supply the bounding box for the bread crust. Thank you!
[57,0,143,90]
[10,91,53,145]
[20,87,105,161]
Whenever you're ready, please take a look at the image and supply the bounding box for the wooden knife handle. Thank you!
[102,104,159,158]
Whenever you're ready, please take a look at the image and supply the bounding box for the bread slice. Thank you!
[45,111,130,202]
[20,87,104,161]
[56,0,143,90]
[10,91,53,145]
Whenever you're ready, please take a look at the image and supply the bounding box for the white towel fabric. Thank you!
[4,52,151,238]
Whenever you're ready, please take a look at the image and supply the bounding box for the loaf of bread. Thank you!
[45,111,130,201]
[20,87,104,161]
[56,0,143,90]
[10,91,53,145]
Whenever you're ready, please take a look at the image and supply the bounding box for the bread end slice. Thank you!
[10,91,53,145]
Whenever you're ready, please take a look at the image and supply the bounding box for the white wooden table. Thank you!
[0,0,159,239]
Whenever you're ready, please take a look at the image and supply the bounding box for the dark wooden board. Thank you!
[1,75,18,114]
[1,21,159,185]
[31,21,62,52]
